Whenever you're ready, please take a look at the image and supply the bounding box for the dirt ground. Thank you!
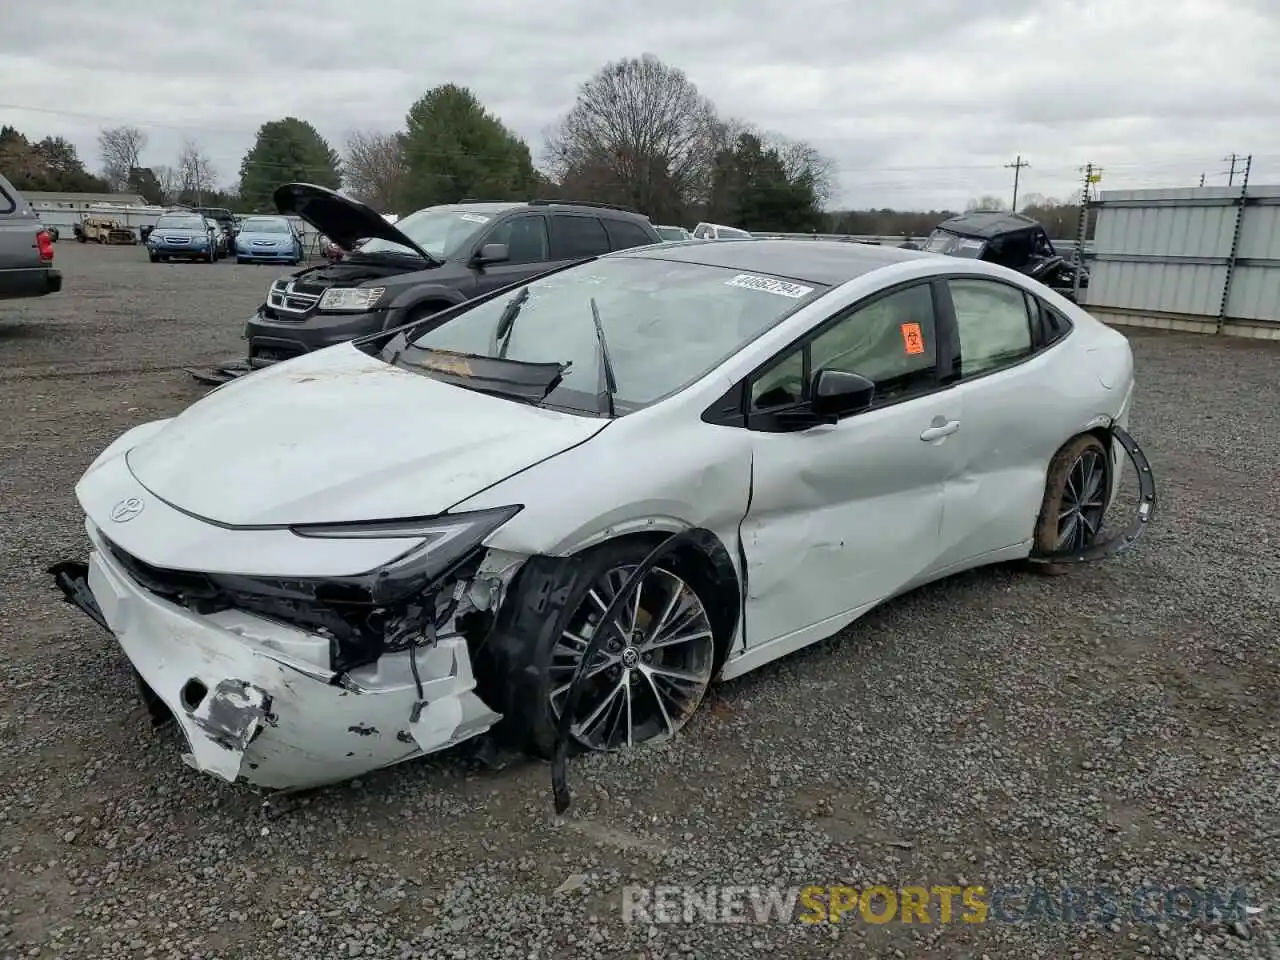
[1,242,1277,959]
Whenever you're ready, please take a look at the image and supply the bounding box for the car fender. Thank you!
[383,284,470,327]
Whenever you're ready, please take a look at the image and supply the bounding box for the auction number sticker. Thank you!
[458,213,491,224]
[725,274,814,298]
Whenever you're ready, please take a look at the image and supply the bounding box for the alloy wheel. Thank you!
[549,564,715,752]
[1056,448,1107,551]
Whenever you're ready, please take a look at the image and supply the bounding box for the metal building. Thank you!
[1083,185,1280,339]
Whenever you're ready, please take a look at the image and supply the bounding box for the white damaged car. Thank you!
[51,238,1156,794]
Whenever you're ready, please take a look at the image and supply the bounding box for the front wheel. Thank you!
[148,251,158,263]
[495,540,720,758]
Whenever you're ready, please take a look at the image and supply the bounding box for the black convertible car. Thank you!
[923,211,1088,301]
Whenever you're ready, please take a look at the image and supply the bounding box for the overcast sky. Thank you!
[3,0,1277,211]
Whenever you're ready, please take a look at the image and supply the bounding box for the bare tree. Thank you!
[98,126,147,192]
[177,139,217,204]
[342,130,406,211]
[152,164,180,205]
[544,54,720,222]
[965,195,1007,212]
[773,136,837,209]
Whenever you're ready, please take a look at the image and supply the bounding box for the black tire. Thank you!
[148,251,158,263]
[236,257,247,265]
[1025,434,1110,576]
[484,538,721,760]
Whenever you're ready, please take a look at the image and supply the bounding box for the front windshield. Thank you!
[241,217,290,234]
[656,226,688,241]
[359,206,498,258]
[394,256,827,415]
[156,215,205,230]
[923,229,985,257]
[719,227,752,238]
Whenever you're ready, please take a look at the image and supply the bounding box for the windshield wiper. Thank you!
[589,297,617,418]
[494,287,530,358]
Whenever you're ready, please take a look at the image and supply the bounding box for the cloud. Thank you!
[2,0,1277,210]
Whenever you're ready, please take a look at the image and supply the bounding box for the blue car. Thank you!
[234,216,304,265]
[147,213,216,263]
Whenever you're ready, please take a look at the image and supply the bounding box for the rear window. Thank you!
[604,218,657,251]
[0,180,15,215]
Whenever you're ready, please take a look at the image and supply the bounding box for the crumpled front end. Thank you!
[51,520,511,792]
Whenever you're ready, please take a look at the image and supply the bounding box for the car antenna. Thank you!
[589,296,617,418]
[495,287,530,358]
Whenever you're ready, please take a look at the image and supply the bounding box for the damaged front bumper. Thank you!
[49,540,501,792]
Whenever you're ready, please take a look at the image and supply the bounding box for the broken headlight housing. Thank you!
[204,505,522,671]
[317,286,386,312]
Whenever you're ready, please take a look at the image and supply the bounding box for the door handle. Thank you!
[920,420,960,441]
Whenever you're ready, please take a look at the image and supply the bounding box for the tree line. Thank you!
[0,53,1086,237]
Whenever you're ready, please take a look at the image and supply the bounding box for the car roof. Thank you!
[436,200,650,222]
[619,238,931,286]
[936,210,1042,238]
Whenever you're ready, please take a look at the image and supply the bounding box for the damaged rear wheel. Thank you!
[1028,433,1109,575]
[499,541,719,758]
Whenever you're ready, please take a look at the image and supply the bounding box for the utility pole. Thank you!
[1004,154,1029,211]
[1217,154,1252,335]
[1073,163,1101,302]
[1223,153,1243,186]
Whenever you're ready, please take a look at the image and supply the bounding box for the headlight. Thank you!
[202,505,522,672]
[288,505,521,599]
[317,286,386,312]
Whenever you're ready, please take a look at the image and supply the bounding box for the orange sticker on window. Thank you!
[900,322,925,355]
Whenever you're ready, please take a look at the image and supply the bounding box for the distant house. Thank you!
[24,191,149,213]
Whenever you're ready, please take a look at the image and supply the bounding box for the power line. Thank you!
[1222,153,1244,186]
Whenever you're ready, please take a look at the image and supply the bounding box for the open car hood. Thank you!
[273,182,433,260]
[122,344,608,527]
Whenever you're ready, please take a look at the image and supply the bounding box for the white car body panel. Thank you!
[124,345,607,526]
[84,521,498,790]
[56,242,1139,790]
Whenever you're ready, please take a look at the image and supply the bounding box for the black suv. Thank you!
[243,184,663,365]
[191,206,238,249]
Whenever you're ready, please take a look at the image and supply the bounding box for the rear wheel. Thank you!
[1028,434,1110,574]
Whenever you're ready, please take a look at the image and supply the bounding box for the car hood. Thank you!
[123,344,609,527]
[153,228,206,237]
[274,182,433,260]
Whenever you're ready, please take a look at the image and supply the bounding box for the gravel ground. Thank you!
[1,243,1277,960]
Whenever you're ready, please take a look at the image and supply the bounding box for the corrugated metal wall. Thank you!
[1085,186,1280,333]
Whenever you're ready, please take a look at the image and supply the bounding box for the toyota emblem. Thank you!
[109,497,145,523]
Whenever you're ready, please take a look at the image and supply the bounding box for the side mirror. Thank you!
[473,242,509,266]
[810,369,875,419]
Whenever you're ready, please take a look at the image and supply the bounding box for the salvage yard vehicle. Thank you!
[924,211,1088,301]
[192,183,664,381]
[655,224,694,242]
[77,215,137,245]
[191,206,238,253]
[146,212,217,263]
[234,215,304,264]
[0,173,61,300]
[50,238,1156,798]
[692,222,754,240]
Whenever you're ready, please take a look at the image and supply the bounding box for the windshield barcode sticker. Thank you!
[459,213,491,224]
[725,274,814,298]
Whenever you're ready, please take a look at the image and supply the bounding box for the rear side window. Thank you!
[948,278,1033,378]
[603,218,656,251]
[549,215,610,259]
[0,181,15,215]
